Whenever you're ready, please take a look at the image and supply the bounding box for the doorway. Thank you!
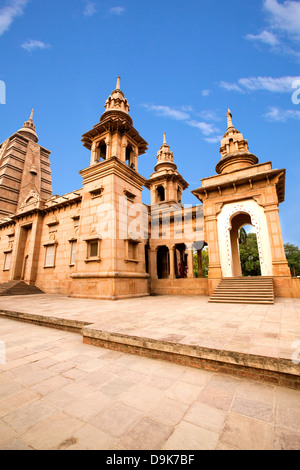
[14,225,32,282]
[157,246,169,279]
[230,213,261,277]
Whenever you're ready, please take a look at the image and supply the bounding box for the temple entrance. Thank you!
[230,213,261,277]
[174,243,187,278]
[14,224,32,281]
[239,225,261,277]
[157,246,169,279]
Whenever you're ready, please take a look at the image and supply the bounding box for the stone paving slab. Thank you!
[0,318,300,450]
[0,294,299,357]
[0,295,299,386]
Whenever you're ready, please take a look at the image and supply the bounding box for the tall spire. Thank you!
[216,109,258,174]
[155,133,176,171]
[18,108,38,143]
[227,109,234,130]
[102,76,130,119]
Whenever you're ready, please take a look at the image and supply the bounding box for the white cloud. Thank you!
[246,1,300,60]
[201,89,210,97]
[143,104,190,121]
[219,81,244,93]
[264,106,300,122]
[264,0,300,39]
[84,1,97,18]
[186,120,219,136]
[220,76,300,93]
[109,6,125,16]
[0,0,29,36]
[204,135,224,144]
[142,103,222,144]
[239,76,300,92]
[21,39,51,52]
[246,30,279,46]
[197,110,221,122]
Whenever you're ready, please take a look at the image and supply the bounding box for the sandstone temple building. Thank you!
[0,78,298,302]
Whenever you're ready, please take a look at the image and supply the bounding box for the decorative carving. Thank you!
[47,215,59,227]
[90,185,103,199]
[19,190,40,209]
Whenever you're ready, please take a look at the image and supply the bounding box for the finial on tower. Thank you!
[163,133,167,145]
[227,109,234,129]
[116,76,121,90]
[17,108,38,143]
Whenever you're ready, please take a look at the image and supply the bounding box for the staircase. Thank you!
[0,281,44,296]
[209,277,274,304]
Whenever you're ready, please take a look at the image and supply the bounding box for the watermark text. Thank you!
[292,80,300,105]
[0,80,6,105]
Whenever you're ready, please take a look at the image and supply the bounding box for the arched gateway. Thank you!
[192,110,291,297]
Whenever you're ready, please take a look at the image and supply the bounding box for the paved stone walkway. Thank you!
[0,295,299,361]
[0,317,300,450]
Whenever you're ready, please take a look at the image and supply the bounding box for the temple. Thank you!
[0,78,298,301]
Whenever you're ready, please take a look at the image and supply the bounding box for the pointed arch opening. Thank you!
[230,212,261,277]
[156,185,165,203]
[96,140,107,162]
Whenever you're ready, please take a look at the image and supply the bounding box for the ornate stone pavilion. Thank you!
[0,79,298,300]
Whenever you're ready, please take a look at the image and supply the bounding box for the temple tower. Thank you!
[71,77,150,299]
[0,110,52,218]
[192,110,291,296]
[145,133,188,205]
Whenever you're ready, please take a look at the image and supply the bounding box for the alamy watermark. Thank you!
[0,80,6,105]
[95,197,204,241]
[0,340,6,364]
[292,80,300,105]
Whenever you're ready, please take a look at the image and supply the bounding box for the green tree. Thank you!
[239,232,261,276]
[202,247,209,278]
[284,243,300,277]
[193,247,209,278]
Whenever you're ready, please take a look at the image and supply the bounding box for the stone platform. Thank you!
[0,294,299,390]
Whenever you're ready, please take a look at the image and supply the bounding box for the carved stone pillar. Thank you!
[186,243,194,279]
[169,246,175,279]
[148,248,158,279]
[264,204,290,276]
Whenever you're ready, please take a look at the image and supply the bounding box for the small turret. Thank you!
[146,134,188,205]
[216,110,258,174]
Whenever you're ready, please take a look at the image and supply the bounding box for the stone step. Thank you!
[209,299,274,304]
[209,277,274,304]
[211,293,274,299]
[0,281,44,296]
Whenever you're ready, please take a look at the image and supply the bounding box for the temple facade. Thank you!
[0,79,298,299]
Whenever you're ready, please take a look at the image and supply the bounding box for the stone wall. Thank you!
[150,278,209,296]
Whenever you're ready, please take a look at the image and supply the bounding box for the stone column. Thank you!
[148,247,158,279]
[169,246,175,279]
[106,136,111,159]
[205,214,223,279]
[90,141,98,166]
[264,205,290,276]
[186,243,194,278]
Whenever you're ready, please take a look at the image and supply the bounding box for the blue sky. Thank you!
[0,0,300,245]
